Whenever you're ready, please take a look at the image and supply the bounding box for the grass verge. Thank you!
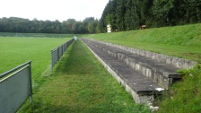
[18,39,151,113]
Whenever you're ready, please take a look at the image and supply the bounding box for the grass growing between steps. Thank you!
[18,39,151,113]
[157,65,201,113]
[87,23,201,63]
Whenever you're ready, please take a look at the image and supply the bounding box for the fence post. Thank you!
[51,50,54,71]
[28,61,33,103]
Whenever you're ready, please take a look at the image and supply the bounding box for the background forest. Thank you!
[0,0,201,34]
[98,0,201,32]
[0,17,98,34]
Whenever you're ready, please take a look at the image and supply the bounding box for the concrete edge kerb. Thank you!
[89,39,197,69]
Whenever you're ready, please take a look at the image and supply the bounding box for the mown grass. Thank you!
[0,37,71,89]
[87,23,201,63]
[86,23,201,113]
[18,39,151,113]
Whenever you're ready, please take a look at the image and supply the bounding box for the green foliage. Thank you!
[0,17,98,34]
[1,0,201,33]
[152,0,174,26]
[158,65,201,113]
[115,0,126,31]
[99,0,201,32]
[178,64,201,77]
[88,20,98,34]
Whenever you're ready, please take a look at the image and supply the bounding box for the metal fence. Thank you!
[0,61,32,113]
[51,38,74,70]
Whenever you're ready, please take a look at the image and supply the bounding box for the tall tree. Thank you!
[88,20,98,34]
[115,0,126,31]
[152,0,174,26]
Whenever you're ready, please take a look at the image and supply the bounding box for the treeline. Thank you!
[0,17,98,34]
[97,0,201,32]
[1,0,201,34]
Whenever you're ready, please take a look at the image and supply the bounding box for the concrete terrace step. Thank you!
[84,39,181,89]
[98,39,197,70]
[82,38,164,104]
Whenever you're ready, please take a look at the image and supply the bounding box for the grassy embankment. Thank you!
[18,38,151,113]
[86,23,201,113]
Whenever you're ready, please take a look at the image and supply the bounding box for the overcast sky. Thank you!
[0,0,109,21]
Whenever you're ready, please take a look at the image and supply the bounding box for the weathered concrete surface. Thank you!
[95,39,197,69]
[82,38,163,104]
[85,39,184,89]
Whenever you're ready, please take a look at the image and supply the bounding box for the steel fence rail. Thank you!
[51,38,74,71]
[0,61,31,78]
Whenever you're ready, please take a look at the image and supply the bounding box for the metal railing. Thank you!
[0,61,32,113]
[51,38,74,71]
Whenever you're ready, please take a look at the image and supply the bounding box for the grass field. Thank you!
[18,38,151,113]
[0,37,71,89]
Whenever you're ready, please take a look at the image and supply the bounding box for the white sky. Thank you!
[0,0,109,21]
